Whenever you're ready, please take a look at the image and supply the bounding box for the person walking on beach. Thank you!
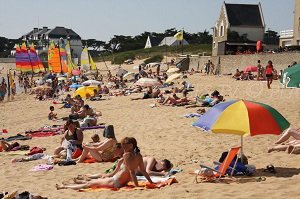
[265,60,274,89]
[257,60,263,80]
[205,60,211,75]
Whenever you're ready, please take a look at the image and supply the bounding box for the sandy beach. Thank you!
[0,61,300,199]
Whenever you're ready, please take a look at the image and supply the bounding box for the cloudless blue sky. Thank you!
[0,0,294,41]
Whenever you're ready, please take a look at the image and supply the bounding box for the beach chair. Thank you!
[194,146,241,183]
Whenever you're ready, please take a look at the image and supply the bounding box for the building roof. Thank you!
[36,27,51,35]
[225,3,264,27]
[45,26,81,39]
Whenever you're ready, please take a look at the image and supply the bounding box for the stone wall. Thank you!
[0,58,15,63]
[189,52,300,74]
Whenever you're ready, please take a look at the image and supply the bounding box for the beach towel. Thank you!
[4,134,32,142]
[78,176,177,192]
[26,131,59,138]
[80,125,105,131]
[0,151,28,156]
[30,164,53,171]
[183,113,202,118]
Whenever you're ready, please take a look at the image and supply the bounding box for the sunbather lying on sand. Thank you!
[268,128,300,154]
[136,157,173,176]
[162,91,192,106]
[0,140,29,152]
[76,156,172,181]
[56,137,153,190]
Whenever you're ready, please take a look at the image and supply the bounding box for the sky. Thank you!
[0,0,295,41]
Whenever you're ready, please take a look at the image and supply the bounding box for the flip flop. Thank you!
[256,176,266,182]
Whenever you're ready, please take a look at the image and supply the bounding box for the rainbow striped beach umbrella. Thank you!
[193,100,290,152]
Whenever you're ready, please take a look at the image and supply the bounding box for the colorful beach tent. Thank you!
[66,40,76,77]
[29,43,44,73]
[48,41,68,73]
[15,43,32,72]
[193,100,290,152]
[81,46,96,70]
[280,64,300,88]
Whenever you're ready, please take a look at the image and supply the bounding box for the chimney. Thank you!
[33,28,38,33]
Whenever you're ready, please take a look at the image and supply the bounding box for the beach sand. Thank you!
[0,60,300,199]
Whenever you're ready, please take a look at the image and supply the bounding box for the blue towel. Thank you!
[183,113,202,118]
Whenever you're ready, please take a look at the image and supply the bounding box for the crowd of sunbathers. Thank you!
[53,122,173,189]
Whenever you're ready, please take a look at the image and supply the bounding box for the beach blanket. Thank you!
[30,164,53,171]
[26,131,59,138]
[79,176,177,192]
[4,134,32,142]
[183,113,202,118]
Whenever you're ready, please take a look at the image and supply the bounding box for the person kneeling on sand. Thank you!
[268,128,300,154]
[56,137,153,189]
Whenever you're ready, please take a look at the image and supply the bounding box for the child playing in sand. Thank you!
[48,106,57,120]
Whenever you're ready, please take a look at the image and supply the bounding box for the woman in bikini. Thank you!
[77,125,117,163]
[56,137,153,189]
[268,128,300,154]
[265,60,274,89]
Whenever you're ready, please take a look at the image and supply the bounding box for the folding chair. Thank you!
[195,146,241,183]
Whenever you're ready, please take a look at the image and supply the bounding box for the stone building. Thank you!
[212,2,265,56]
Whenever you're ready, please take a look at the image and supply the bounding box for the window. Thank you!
[219,21,224,37]
[220,26,224,37]
[297,40,300,45]
[282,40,292,47]
[298,17,300,31]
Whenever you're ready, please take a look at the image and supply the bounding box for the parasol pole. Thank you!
[240,135,244,164]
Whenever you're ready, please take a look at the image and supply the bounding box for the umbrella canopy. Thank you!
[167,68,180,73]
[116,69,128,77]
[244,66,257,72]
[73,86,98,98]
[146,62,161,68]
[72,69,81,76]
[123,72,135,80]
[70,83,82,89]
[166,73,182,83]
[193,100,290,137]
[280,64,300,88]
[135,78,161,87]
[82,80,102,86]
